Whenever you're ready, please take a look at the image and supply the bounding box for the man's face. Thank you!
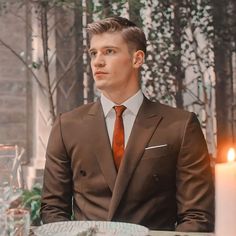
[89,32,139,98]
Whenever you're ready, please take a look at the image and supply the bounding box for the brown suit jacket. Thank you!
[41,97,214,232]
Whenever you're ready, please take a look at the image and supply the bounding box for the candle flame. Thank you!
[227,147,236,162]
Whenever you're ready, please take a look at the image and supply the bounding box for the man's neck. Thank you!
[102,88,140,104]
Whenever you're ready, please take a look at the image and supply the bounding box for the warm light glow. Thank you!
[227,148,236,162]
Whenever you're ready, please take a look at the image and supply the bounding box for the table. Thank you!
[30,228,214,236]
[30,225,214,236]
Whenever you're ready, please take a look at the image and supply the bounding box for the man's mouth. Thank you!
[95,71,108,75]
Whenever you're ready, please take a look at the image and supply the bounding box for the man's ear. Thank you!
[133,50,145,68]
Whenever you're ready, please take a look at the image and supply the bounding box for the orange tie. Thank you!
[112,105,126,170]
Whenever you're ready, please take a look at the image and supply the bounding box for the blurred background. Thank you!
[0,0,235,191]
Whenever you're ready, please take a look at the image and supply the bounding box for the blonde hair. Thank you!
[86,16,146,54]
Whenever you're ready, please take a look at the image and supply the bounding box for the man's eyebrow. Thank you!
[88,46,119,51]
[88,48,95,53]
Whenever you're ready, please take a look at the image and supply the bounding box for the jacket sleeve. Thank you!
[175,113,215,232]
[40,115,73,223]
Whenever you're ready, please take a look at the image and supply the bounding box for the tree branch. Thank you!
[0,37,46,93]
[40,3,56,123]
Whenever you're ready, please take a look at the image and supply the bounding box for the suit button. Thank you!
[153,174,159,182]
[80,170,86,176]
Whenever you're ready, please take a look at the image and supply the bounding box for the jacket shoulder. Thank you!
[57,101,99,123]
[147,99,193,120]
[159,102,191,117]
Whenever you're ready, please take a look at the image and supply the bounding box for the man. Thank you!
[41,16,214,232]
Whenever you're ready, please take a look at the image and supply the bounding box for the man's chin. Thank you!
[95,81,107,90]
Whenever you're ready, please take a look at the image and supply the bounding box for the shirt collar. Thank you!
[101,90,144,117]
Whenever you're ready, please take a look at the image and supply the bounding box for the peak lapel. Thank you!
[88,101,117,192]
[108,98,163,219]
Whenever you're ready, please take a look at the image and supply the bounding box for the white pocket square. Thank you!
[145,144,168,150]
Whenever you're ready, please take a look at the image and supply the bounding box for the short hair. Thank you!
[86,16,146,55]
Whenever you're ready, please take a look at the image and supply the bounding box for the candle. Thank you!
[215,148,236,236]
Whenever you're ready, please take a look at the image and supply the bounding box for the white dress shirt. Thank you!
[101,90,144,147]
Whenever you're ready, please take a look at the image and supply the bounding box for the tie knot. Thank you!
[113,105,126,117]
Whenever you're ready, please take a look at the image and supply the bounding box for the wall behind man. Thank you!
[0,4,29,162]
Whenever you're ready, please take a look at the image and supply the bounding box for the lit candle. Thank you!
[215,148,236,236]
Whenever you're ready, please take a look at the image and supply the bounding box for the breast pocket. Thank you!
[140,144,177,183]
[142,144,171,160]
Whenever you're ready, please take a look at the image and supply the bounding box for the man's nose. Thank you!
[93,53,105,67]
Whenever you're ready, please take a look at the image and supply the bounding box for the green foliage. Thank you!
[30,61,42,70]
[128,0,145,28]
[141,0,214,108]
[93,0,128,18]
[21,184,42,226]
[141,0,178,103]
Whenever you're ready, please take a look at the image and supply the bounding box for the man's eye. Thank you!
[105,49,115,55]
[89,51,96,58]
